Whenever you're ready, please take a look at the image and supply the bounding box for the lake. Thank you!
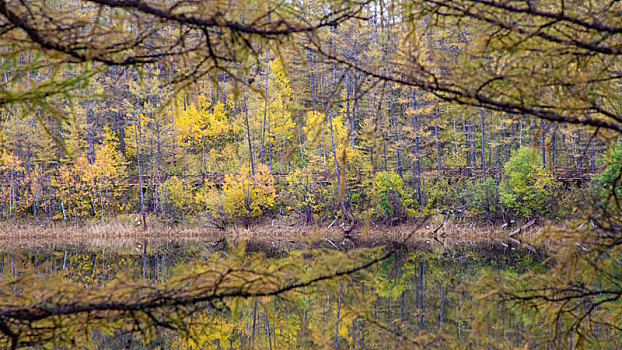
[0,236,566,349]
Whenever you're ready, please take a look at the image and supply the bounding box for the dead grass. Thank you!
[0,214,540,250]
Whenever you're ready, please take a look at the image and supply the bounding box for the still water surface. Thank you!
[0,237,540,349]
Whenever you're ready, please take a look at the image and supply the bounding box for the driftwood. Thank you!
[506,218,536,238]
[506,218,538,254]
[506,237,536,254]
[432,215,450,252]
[325,218,339,231]
[324,237,340,250]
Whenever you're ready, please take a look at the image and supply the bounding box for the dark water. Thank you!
[0,238,542,349]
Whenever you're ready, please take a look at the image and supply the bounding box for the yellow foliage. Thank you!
[0,150,23,172]
[222,164,275,219]
[163,176,196,217]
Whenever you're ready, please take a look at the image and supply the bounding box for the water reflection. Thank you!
[0,239,541,349]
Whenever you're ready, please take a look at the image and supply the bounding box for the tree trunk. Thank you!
[480,109,486,181]
[251,299,257,346]
[453,115,459,165]
[463,120,471,178]
[551,123,557,168]
[434,107,442,173]
[390,89,403,178]
[412,91,423,209]
[328,108,348,217]
[335,281,343,348]
[541,119,546,168]
[502,115,508,164]
[134,114,147,231]
[265,307,273,350]
[309,52,316,114]
[243,85,255,176]
[260,52,270,163]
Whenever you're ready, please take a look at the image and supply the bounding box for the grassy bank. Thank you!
[0,214,541,248]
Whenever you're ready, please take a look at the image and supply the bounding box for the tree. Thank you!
[0,149,23,219]
[315,0,622,133]
[281,169,324,225]
[221,164,276,226]
[0,0,368,113]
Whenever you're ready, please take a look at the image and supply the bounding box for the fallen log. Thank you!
[507,218,537,238]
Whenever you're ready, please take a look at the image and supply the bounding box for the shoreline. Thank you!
[0,217,542,250]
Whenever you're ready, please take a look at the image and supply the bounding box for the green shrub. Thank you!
[371,171,415,222]
[499,147,560,218]
[423,176,462,212]
[593,143,622,208]
[461,179,501,218]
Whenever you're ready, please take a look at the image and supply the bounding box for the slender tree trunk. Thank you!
[268,112,272,171]
[463,120,471,178]
[10,164,14,219]
[590,139,595,174]
[412,91,423,209]
[351,51,357,148]
[86,105,95,164]
[469,120,476,178]
[335,281,343,348]
[345,68,351,143]
[419,259,425,329]
[502,115,508,164]
[390,89,403,178]
[453,115,459,165]
[328,108,348,217]
[309,53,316,114]
[383,134,388,171]
[439,287,445,328]
[297,123,305,162]
[519,119,523,148]
[425,17,442,174]
[252,299,257,346]
[243,85,255,176]
[146,136,153,212]
[215,136,220,175]
[433,107,442,173]
[578,129,583,169]
[541,119,546,168]
[201,136,205,176]
[458,293,462,340]
[134,115,147,231]
[551,123,557,168]
[99,187,104,224]
[481,110,486,181]
[260,53,270,163]
[265,308,272,350]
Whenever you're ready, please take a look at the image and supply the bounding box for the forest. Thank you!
[0,2,616,229]
[0,0,621,349]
